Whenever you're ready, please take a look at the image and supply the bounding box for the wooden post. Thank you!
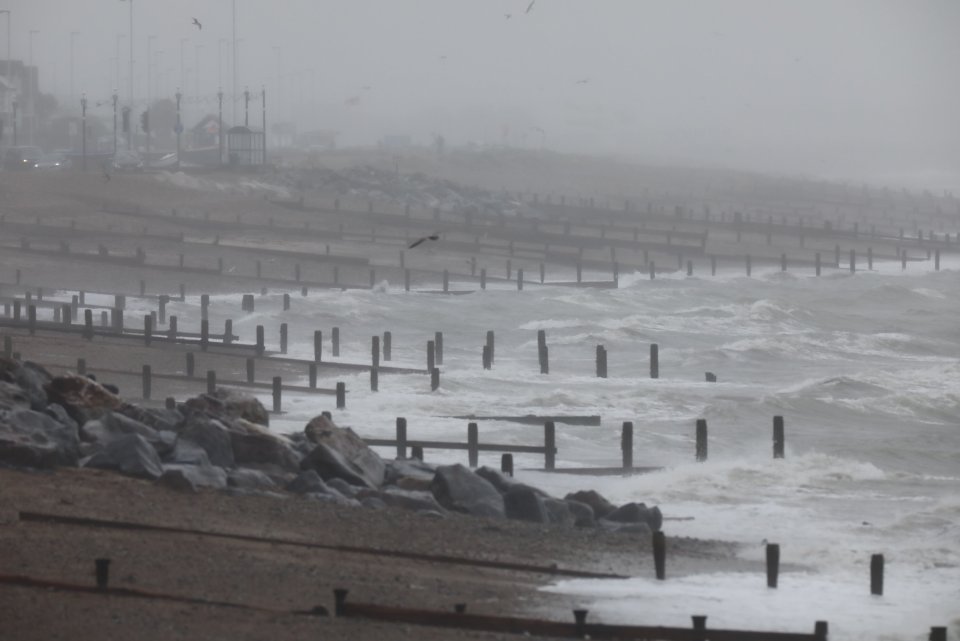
[871,554,884,595]
[443,269,449,293]
[241,294,254,312]
[850,249,856,274]
[766,543,780,588]
[929,628,947,641]
[396,417,407,459]
[28,305,36,336]
[168,316,178,341]
[576,262,582,283]
[595,345,607,378]
[935,249,941,271]
[686,260,692,277]
[144,314,152,346]
[283,293,290,310]
[246,358,255,383]
[206,370,216,394]
[650,343,659,379]
[77,358,86,375]
[544,421,556,470]
[816,252,822,276]
[467,422,479,467]
[308,363,317,389]
[501,453,513,477]
[158,295,168,324]
[179,283,186,301]
[223,319,233,345]
[256,325,265,356]
[427,340,435,372]
[621,421,633,470]
[653,531,666,580]
[383,331,392,361]
[868,246,873,270]
[372,335,380,369]
[404,269,411,292]
[336,382,346,409]
[773,415,785,458]
[2,336,10,358]
[745,254,752,276]
[538,329,548,374]
[186,352,195,377]
[696,418,708,461]
[482,345,491,370]
[517,268,524,290]
[332,327,340,357]
[539,262,545,283]
[200,294,209,320]
[272,377,282,412]
[486,330,495,365]
[84,309,94,340]
[480,268,487,290]
[280,323,288,354]
[142,365,152,400]
[200,320,209,351]
[430,367,440,391]
[649,260,656,280]
[434,331,444,365]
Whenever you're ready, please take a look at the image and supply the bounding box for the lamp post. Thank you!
[146,35,156,161]
[120,0,134,150]
[218,38,226,92]
[11,98,17,145]
[179,38,188,97]
[194,44,202,106]
[244,86,249,127]
[261,85,266,165]
[112,91,118,153]
[175,88,182,170]
[115,34,124,97]
[68,31,79,109]
[272,46,281,128]
[217,87,223,165]
[232,0,238,124]
[81,93,87,171]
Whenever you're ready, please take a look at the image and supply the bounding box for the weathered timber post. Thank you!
[434,331,444,365]
[501,453,513,477]
[371,335,380,369]
[767,543,780,588]
[144,314,152,346]
[396,417,407,458]
[427,340,436,372]
[383,331,392,361]
[816,252,822,276]
[224,319,233,345]
[430,367,440,391]
[206,370,216,394]
[480,268,487,290]
[649,260,656,280]
[871,554,884,595]
[538,329,548,374]
[272,377,282,412]
[308,363,317,389]
[653,531,666,580]
[595,345,608,378]
[185,352,195,377]
[256,325,265,356]
[696,418,708,461]
[622,421,633,470]
[467,422,479,467]
[332,327,340,357]
[486,330,495,365]
[517,268,523,290]
[544,421,556,470]
[650,343,660,379]
[246,358,255,383]
[280,323,288,354]
[84,309,94,340]
[201,294,209,320]
[773,415,785,458]
[200,320,209,351]
[336,382,346,409]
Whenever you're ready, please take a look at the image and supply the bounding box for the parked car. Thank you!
[3,146,43,171]
[34,152,72,170]
[111,150,143,171]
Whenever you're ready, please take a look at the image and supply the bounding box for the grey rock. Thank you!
[0,407,81,468]
[361,496,387,510]
[180,416,235,468]
[303,414,385,487]
[184,389,270,427]
[44,403,78,434]
[286,469,329,494]
[543,498,576,528]
[227,468,278,491]
[605,502,663,531]
[159,464,228,491]
[44,374,126,426]
[384,457,437,485]
[430,464,505,519]
[0,358,51,411]
[82,433,164,480]
[503,484,549,523]
[81,411,159,446]
[377,487,445,513]
[227,418,300,471]
[166,438,212,467]
[598,519,653,535]
[300,442,376,489]
[118,405,184,433]
[564,489,617,519]
[325,477,359,497]
[564,499,597,528]
[0,381,31,410]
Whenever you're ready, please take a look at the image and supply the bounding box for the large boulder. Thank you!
[564,489,617,519]
[503,484,549,523]
[383,457,436,485]
[430,464,505,519]
[303,414,385,487]
[184,389,269,427]
[603,502,663,532]
[0,358,51,410]
[285,469,330,494]
[0,407,81,468]
[165,438,212,467]
[227,418,300,470]
[227,468,278,491]
[564,499,597,528]
[82,433,164,480]
[81,411,161,448]
[45,375,126,426]
[300,442,377,488]
[368,487,445,513]
[117,405,184,433]
[179,415,235,468]
[159,464,227,492]
[0,381,31,410]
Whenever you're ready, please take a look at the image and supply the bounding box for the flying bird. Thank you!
[504,13,512,19]
[192,17,202,30]
[526,0,536,13]
[575,78,590,85]
[408,232,440,249]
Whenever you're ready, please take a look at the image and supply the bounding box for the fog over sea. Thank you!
[118,249,960,641]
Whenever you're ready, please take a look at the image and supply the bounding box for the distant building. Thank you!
[226,125,264,166]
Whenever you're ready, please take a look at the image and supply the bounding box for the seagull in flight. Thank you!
[504,13,512,19]
[191,17,202,30]
[526,0,536,13]
[575,78,590,85]
[408,232,440,249]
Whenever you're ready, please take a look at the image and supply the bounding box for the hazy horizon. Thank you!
[3,0,958,192]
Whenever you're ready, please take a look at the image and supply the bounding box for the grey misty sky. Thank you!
[5,0,959,188]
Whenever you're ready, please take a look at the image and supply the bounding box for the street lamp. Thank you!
[272,45,281,127]
[194,44,202,106]
[112,91,118,153]
[69,31,79,109]
[146,35,156,160]
[120,0,133,150]
[81,93,87,170]
[179,37,189,96]
[28,29,38,66]
[0,10,11,79]
[175,87,182,169]
[115,34,125,96]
